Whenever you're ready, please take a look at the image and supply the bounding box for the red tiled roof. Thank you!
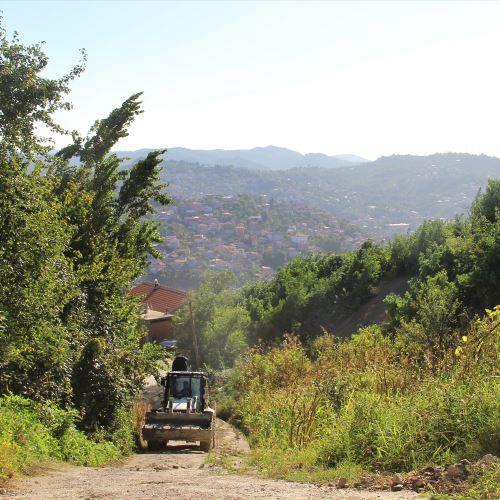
[130,282,189,313]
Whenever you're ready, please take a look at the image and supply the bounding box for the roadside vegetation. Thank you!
[177,180,500,496]
[0,395,121,479]
[229,308,498,474]
[0,23,168,480]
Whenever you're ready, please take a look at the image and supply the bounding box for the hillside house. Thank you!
[290,233,309,246]
[129,281,189,347]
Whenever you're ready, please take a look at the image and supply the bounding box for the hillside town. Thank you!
[146,193,365,289]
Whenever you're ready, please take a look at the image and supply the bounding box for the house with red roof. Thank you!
[129,280,189,346]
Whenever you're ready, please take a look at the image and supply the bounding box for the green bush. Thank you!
[319,377,499,471]
[0,396,58,477]
[229,307,499,483]
[0,395,120,481]
[58,426,119,466]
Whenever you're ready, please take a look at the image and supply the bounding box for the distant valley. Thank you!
[138,150,500,288]
[158,152,500,231]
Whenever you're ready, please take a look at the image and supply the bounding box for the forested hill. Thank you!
[175,178,500,366]
[158,152,500,239]
[115,146,368,171]
[197,181,500,485]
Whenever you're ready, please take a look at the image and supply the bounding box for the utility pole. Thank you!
[189,300,200,370]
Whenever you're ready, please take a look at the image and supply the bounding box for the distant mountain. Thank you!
[334,154,369,164]
[114,146,369,170]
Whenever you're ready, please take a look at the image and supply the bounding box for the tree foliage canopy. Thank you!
[0,21,169,439]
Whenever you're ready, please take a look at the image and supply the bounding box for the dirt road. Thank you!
[4,419,416,500]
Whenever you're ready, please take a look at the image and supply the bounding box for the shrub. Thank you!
[229,308,499,478]
[0,395,120,481]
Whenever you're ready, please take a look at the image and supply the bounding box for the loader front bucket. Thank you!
[142,410,215,447]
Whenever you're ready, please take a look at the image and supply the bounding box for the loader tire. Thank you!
[147,440,165,451]
[200,439,212,452]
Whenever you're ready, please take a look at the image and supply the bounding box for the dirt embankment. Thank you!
[4,418,417,500]
[329,275,410,337]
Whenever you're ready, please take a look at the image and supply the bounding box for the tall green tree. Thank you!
[0,21,170,437]
[53,95,171,432]
[175,271,248,370]
[0,154,76,402]
[0,23,85,156]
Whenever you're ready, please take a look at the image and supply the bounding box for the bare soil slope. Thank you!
[329,275,410,337]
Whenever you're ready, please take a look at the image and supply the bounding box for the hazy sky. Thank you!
[3,1,500,159]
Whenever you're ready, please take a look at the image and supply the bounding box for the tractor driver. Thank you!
[175,380,190,398]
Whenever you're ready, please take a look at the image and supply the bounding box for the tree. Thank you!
[471,179,500,224]
[0,21,170,439]
[0,153,76,402]
[0,21,85,156]
[412,271,462,351]
[54,95,171,433]
[174,271,248,369]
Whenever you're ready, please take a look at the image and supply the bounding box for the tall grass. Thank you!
[224,308,499,478]
[319,377,499,471]
[0,395,121,481]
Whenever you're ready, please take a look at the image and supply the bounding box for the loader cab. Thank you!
[163,372,209,412]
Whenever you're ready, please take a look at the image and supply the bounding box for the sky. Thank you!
[3,0,500,160]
